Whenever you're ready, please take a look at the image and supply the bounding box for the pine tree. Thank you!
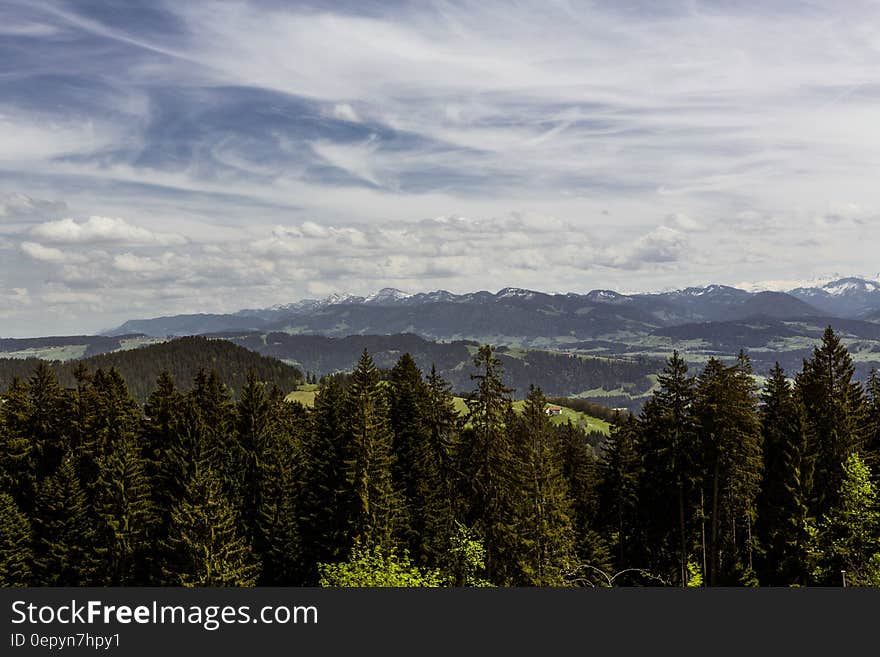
[163,464,260,587]
[693,355,763,586]
[0,378,34,507]
[461,345,515,583]
[508,386,577,585]
[0,492,32,586]
[755,363,812,586]
[189,369,235,476]
[343,350,402,551]
[388,353,429,556]
[558,421,612,577]
[638,351,698,586]
[232,371,271,543]
[32,454,100,586]
[796,327,867,517]
[27,362,68,481]
[418,365,461,566]
[299,376,349,582]
[256,390,304,585]
[94,433,156,585]
[77,368,142,508]
[598,414,642,572]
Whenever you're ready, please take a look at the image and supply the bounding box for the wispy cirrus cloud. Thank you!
[3,0,880,334]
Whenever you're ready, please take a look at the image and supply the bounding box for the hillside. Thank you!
[0,336,303,403]
[214,332,660,406]
[0,334,158,361]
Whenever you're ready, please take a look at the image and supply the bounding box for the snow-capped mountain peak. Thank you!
[363,288,411,304]
[496,287,538,300]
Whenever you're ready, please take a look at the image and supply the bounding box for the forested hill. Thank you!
[0,336,303,402]
[214,331,660,404]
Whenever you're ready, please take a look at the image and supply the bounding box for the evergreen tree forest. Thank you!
[1,327,879,587]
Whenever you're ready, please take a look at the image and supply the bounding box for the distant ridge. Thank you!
[104,277,880,339]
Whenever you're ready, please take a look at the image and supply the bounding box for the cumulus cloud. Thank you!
[30,216,186,246]
[20,241,77,263]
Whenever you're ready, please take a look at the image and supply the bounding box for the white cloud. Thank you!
[331,103,361,123]
[31,216,186,246]
[112,252,165,273]
[20,241,71,263]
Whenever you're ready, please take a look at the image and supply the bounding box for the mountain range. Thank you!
[108,277,880,340]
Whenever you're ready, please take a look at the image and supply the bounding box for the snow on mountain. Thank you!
[363,288,411,304]
[821,277,880,296]
[496,287,538,300]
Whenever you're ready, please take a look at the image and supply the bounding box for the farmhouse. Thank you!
[545,404,563,416]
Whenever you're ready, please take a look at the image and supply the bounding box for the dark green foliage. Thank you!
[255,388,304,584]
[507,387,577,585]
[298,377,349,583]
[32,454,100,586]
[693,354,763,586]
[1,329,878,587]
[461,345,515,582]
[797,327,867,517]
[755,363,812,586]
[388,354,429,555]
[163,465,260,587]
[416,365,461,566]
[0,378,34,507]
[94,433,155,585]
[0,492,32,586]
[637,351,698,586]
[0,336,303,403]
[598,415,642,572]
[342,350,403,551]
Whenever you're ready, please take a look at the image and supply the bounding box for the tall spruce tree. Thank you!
[0,492,32,586]
[32,454,100,586]
[255,389,304,585]
[755,363,812,586]
[388,354,429,557]
[461,345,515,583]
[598,414,642,573]
[558,421,612,579]
[796,327,866,517]
[343,350,403,551]
[693,355,763,586]
[232,371,271,543]
[508,386,577,586]
[27,362,68,482]
[163,464,260,587]
[0,378,34,507]
[299,376,349,582]
[419,365,462,567]
[638,351,697,586]
[94,433,156,585]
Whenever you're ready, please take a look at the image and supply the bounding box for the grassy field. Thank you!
[286,385,610,435]
[453,396,610,435]
[285,383,319,406]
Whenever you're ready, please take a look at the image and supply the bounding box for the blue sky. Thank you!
[2,0,880,335]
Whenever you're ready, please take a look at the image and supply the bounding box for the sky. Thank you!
[2,0,880,336]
